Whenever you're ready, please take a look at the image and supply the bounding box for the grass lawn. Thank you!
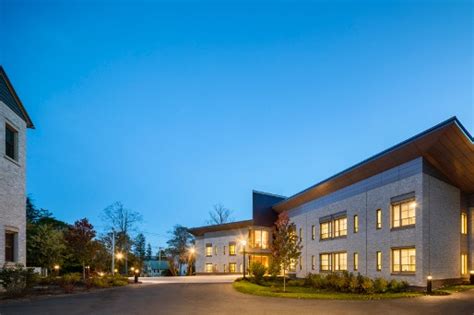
[233,280,424,300]
[435,285,474,294]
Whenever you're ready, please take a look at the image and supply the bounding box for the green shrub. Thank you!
[374,278,388,293]
[38,275,61,286]
[388,279,409,293]
[267,260,280,280]
[360,276,374,294]
[306,273,327,290]
[90,276,110,288]
[348,274,359,293]
[60,273,81,293]
[0,264,38,298]
[249,262,267,284]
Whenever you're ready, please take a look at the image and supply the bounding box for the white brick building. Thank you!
[0,66,34,266]
[190,117,473,287]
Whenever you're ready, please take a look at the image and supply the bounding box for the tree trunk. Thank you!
[283,268,286,292]
[82,263,85,280]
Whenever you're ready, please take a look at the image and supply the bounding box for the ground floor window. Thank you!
[376,251,382,271]
[353,252,358,271]
[311,255,315,270]
[333,252,347,271]
[205,263,213,273]
[320,253,331,271]
[223,264,227,272]
[289,259,296,272]
[249,255,269,268]
[461,254,468,275]
[5,232,16,262]
[229,263,236,273]
[392,248,415,273]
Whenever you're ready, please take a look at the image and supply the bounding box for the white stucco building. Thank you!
[0,66,34,266]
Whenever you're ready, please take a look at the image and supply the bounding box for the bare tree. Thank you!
[207,203,233,225]
[101,201,142,273]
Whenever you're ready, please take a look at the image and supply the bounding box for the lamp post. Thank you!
[240,240,247,279]
[427,275,433,294]
[115,252,124,275]
[53,264,60,276]
[134,269,139,283]
[189,247,196,276]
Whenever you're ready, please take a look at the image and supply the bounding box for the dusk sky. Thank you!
[1,0,472,251]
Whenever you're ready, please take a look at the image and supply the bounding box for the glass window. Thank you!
[392,248,416,273]
[223,264,227,273]
[353,215,359,233]
[392,200,416,228]
[353,252,358,271]
[229,242,236,256]
[320,222,331,239]
[252,229,270,249]
[223,246,226,255]
[376,251,382,271]
[249,255,269,268]
[206,244,212,257]
[376,209,382,229]
[311,255,315,270]
[320,253,331,271]
[5,232,15,262]
[334,217,347,237]
[214,245,218,256]
[299,228,303,241]
[461,254,468,275]
[205,263,213,273]
[5,124,18,161]
[229,263,236,273]
[289,259,296,272]
[311,225,315,240]
[333,252,347,271]
[461,213,468,235]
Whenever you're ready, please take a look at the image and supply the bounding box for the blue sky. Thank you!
[1,0,472,251]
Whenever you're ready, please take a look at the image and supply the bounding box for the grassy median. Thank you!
[233,280,425,300]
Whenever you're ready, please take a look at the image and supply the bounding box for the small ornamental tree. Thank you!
[271,212,302,292]
[64,218,96,280]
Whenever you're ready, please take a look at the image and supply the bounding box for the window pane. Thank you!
[206,244,212,256]
[262,230,269,249]
[354,252,358,271]
[5,125,17,160]
[354,215,359,233]
[5,232,15,262]
[392,205,400,227]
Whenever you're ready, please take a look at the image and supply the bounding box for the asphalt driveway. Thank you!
[1,282,473,315]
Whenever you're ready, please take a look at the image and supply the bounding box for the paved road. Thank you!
[135,275,239,284]
[1,283,473,315]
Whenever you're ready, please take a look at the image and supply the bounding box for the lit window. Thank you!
[311,255,315,270]
[334,217,347,237]
[214,246,218,256]
[229,242,236,256]
[320,253,331,271]
[251,229,269,249]
[5,232,16,262]
[249,255,269,268]
[223,246,226,255]
[376,209,382,229]
[320,222,331,240]
[353,252,358,271]
[376,251,382,271]
[392,248,416,273]
[461,213,468,235]
[333,252,347,271]
[311,225,315,240]
[5,124,18,161]
[206,244,212,257]
[461,254,468,275]
[223,264,227,273]
[353,215,359,233]
[205,263,213,273]
[289,259,296,272]
[229,263,236,273]
[392,200,416,228]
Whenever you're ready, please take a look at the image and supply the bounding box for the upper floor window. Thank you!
[376,209,382,229]
[5,231,16,262]
[461,213,468,235]
[320,221,331,240]
[299,228,303,242]
[229,242,236,256]
[214,245,218,256]
[5,123,18,161]
[205,243,212,257]
[311,225,315,240]
[392,199,416,228]
[223,245,226,255]
[333,217,347,237]
[250,229,269,249]
[353,215,359,233]
[392,248,415,273]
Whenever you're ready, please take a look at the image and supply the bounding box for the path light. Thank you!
[98,272,104,277]
[114,268,118,273]
[470,270,474,285]
[53,264,60,275]
[134,269,139,283]
[239,239,247,279]
[131,267,135,272]
[427,275,433,294]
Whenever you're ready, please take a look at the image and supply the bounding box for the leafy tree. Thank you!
[271,212,302,292]
[166,225,194,275]
[101,202,142,272]
[207,203,233,225]
[29,224,66,272]
[64,218,97,279]
[145,243,153,260]
[133,233,146,267]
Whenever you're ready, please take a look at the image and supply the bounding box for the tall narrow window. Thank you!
[392,200,416,228]
[311,225,315,240]
[461,213,468,235]
[5,232,16,262]
[461,254,468,275]
[299,256,302,271]
[376,209,382,229]
[392,248,416,273]
[320,253,331,271]
[223,264,227,273]
[299,228,303,242]
[205,263,213,273]
[214,245,218,256]
[353,252,359,271]
[376,251,382,271]
[229,242,236,256]
[353,215,359,233]
[223,246,226,255]
[229,263,236,273]
[333,252,347,271]
[311,255,315,270]
[5,124,18,161]
[333,217,347,237]
[206,244,212,257]
[320,221,331,239]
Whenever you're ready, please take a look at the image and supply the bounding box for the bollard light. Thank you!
[470,270,474,285]
[427,275,433,294]
[134,269,139,283]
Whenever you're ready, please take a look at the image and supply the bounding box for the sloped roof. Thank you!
[273,117,474,212]
[0,66,34,128]
[188,220,253,236]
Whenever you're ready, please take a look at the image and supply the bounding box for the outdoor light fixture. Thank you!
[98,272,104,277]
[131,267,135,271]
[114,268,118,273]
[189,247,196,255]
[116,252,124,260]
[427,275,433,294]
